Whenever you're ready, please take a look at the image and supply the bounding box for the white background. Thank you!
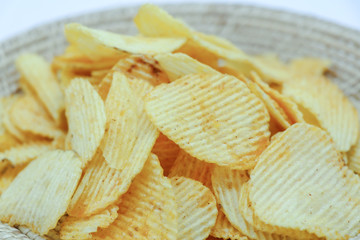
[1,0,360,42]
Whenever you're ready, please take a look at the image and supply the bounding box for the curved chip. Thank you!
[211,210,248,240]
[281,76,359,152]
[348,134,360,174]
[60,205,118,240]
[65,78,106,166]
[289,58,331,77]
[152,133,180,176]
[168,150,213,189]
[0,150,82,235]
[170,176,217,240]
[92,154,177,240]
[65,23,186,60]
[249,123,360,239]
[0,164,27,194]
[145,73,270,169]
[16,54,64,124]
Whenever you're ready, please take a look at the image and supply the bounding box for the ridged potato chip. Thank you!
[155,53,217,81]
[168,150,213,189]
[152,133,180,176]
[145,73,270,169]
[60,205,118,240]
[249,123,360,239]
[281,76,358,152]
[65,23,186,60]
[65,78,106,166]
[16,54,64,124]
[0,164,27,194]
[211,210,248,240]
[10,95,63,139]
[348,134,360,174]
[212,166,283,240]
[92,154,177,240]
[170,176,217,240]
[0,150,82,235]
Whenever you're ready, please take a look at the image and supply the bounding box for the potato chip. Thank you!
[52,56,118,74]
[211,210,248,240]
[281,76,359,152]
[168,150,213,189]
[16,54,64,124]
[212,166,282,240]
[348,134,360,174]
[0,164,27,194]
[0,150,82,234]
[52,133,67,149]
[289,58,331,77]
[0,142,52,168]
[92,154,177,240]
[65,78,106,166]
[60,205,118,240]
[249,123,360,239]
[152,133,180,176]
[0,132,20,152]
[65,23,186,60]
[145,73,270,169]
[155,53,217,81]
[10,95,63,139]
[170,176,217,240]
[67,151,130,217]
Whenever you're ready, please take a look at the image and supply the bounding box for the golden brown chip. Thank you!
[16,54,64,124]
[145,73,270,169]
[60,205,118,240]
[170,176,217,240]
[281,76,359,152]
[65,78,106,166]
[249,123,360,239]
[92,154,177,240]
[211,210,249,240]
[0,150,82,235]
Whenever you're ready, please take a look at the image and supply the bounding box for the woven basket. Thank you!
[0,4,360,239]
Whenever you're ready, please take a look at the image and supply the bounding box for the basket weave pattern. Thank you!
[0,4,360,239]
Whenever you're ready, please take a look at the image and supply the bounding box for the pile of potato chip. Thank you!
[0,4,360,240]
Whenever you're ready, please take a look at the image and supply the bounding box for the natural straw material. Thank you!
[0,4,360,239]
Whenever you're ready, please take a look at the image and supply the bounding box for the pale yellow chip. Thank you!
[168,150,213,189]
[348,133,360,174]
[170,176,217,240]
[155,53,218,81]
[281,76,359,152]
[289,57,331,77]
[16,54,64,124]
[145,73,270,170]
[249,123,360,239]
[152,133,180,176]
[60,205,118,240]
[10,95,63,139]
[65,23,186,60]
[0,164,27,194]
[0,142,52,168]
[0,150,82,235]
[65,78,106,166]
[211,210,248,240]
[92,154,177,240]
[212,166,283,240]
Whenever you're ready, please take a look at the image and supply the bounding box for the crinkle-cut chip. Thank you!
[43,216,65,240]
[212,166,283,240]
[0,164,27,194]
[170,176,217,240]
[348,134,360,174]
[289,57,331,77]
[65,78,106,167]
[155,53,218,81]
[281,76,359,152]
[0,150,82,235]
[239,183,318,239]
[68,151,130,217]
[145,73,270,170]
[60,205,118,240]
[10,95,63,139]
[92,154,177,240]
[211,210,248,240]
[16,54,64,124]
[168,150,213,189]
[152,133,180,176]
[0,142,52,168]
[65,23,186,61]
[249,123,360,240]
[134,4,193,38]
